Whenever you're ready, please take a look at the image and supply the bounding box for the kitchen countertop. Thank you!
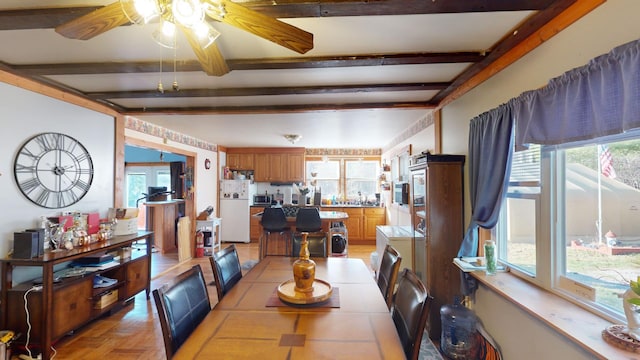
[321,204,382,208]
[251,204,382,208]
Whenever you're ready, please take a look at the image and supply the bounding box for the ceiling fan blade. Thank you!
[55,2,135,40]
[181,26,230,76]
[216,0,313,54]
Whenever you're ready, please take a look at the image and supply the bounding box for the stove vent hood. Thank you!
[270,181,295,186]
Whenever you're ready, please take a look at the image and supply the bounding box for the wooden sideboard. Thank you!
[0,231,153,360]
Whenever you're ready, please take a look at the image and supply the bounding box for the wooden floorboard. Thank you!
[41,243,376,359]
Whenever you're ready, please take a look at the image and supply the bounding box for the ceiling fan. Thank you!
[54,0,314,76]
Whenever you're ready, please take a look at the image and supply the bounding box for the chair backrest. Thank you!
[390,268,432,360]
[377,244,402,308]
[292,233,327,257]
[152,265,211,359]
[209,244,243,300]
[295,207,322,232]
[260,207,288,231]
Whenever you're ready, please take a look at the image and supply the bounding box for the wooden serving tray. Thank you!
[277,278,333,305]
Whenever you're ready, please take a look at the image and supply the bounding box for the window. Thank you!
[494,145,541,278]
[345,160,378,199]
[559,139,640,316]
[125,165,171,207]
[126,172,146,208]
[306,160,340,199]
[494,135,640,321]
[305,157,380,203]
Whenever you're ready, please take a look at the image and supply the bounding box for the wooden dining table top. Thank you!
[173,256,405,359]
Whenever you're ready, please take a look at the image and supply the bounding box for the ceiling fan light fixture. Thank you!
[172,0,205,27]
[204,0,226,21]
[193,21,221,48]
[152,20,177,48]
[121,0,160,24]
[284,134,302,144]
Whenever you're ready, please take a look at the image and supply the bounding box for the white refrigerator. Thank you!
[220,180,256,243]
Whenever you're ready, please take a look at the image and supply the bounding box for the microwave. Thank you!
[253,194,272,205]
[394,182,409,205]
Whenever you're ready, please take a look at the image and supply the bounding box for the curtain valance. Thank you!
[514,38,640,149]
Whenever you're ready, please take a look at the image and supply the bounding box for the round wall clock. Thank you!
[14,132,94,209]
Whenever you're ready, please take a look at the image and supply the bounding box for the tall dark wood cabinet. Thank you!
[409,154,465,340]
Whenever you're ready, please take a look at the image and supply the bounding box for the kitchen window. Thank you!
[493,134,640,322]
[306,157,380,203]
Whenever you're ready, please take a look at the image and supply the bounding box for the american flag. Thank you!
[599,144,617,179]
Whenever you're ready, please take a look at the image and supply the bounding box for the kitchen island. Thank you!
[252,208,348,256]
[250,205,386,245]
[144,200,184,253]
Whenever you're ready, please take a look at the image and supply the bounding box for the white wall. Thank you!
[0,81,114,257]
[439,0,640,358]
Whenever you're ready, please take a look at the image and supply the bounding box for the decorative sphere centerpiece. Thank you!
[292,232,316,292]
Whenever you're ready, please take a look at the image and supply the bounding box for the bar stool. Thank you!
[259,207,291,259]
[292,207,326,257]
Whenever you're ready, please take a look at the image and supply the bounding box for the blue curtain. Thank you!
[458,103,514,294]
[457,38,640,295]
[514,38,640,149]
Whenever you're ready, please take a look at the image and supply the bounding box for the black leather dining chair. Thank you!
[377,244,402,309]
[259,207,292,259]
[292,207,326,257]
[209,244,243,301]
[391,268,432,360]
[152,265,211,359]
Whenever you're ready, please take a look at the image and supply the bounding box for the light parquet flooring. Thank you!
[41,243,375,360]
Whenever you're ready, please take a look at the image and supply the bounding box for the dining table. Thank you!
[173,256,405,359]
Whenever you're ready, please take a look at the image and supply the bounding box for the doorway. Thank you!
[121,137,198,278]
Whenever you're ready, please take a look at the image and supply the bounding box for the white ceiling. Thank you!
[0,1,571,149]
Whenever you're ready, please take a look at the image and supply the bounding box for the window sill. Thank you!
[470,271,637,360]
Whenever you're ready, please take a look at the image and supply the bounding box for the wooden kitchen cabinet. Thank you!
[254,153,283,182]
[227,153,254,170]
[320,206,385,244]
[409,154,465,341]
[0,232,153,360]
[229,147,305,183]
[363,207,386,241]
[287,153,305,183]
[340,208,363,242]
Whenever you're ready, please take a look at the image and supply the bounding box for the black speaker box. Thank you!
[13,231,39,259]
[25,228,45,256]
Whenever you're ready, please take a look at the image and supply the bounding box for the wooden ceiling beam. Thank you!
[123,101,436,115]
[10,52,483,76]
[0,1,557,30]
[87,82,450,99]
